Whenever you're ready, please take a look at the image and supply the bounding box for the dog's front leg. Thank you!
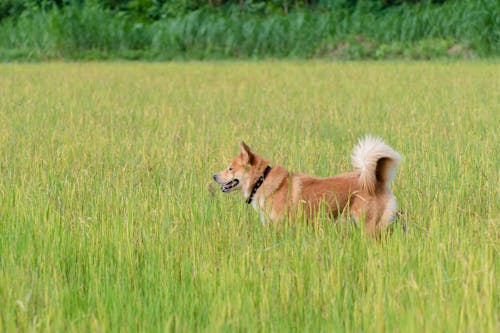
[259,211,269,225]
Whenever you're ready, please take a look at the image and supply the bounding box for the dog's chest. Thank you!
[251,197,268,225]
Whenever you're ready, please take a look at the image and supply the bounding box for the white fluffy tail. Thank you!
[351,136,401,194]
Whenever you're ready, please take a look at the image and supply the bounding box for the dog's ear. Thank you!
[240,141,255,165]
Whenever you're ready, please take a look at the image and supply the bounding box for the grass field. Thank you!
[0,61,498,332]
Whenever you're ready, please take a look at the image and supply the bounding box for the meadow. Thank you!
[0,61,498,332]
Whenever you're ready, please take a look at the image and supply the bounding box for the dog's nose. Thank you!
[213,174,217,181]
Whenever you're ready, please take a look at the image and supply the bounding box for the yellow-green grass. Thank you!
[0,62,498,332]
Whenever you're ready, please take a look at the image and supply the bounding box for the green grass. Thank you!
[0,61,498,332]
[0,0,499,61]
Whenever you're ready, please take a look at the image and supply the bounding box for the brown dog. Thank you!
[213,136,401,234]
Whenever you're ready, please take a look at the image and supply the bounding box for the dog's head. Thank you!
[213,141,259,193]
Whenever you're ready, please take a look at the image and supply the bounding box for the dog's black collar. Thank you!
[246,165,272,204]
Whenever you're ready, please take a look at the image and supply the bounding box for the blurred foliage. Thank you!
[0,0,498,60]
[0,0,454,22]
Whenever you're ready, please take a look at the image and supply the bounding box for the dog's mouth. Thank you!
[221,179,240,192]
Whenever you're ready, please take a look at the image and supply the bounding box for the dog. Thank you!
[213,136,401,234]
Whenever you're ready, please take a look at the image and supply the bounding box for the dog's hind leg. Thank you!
[379,196,397,230]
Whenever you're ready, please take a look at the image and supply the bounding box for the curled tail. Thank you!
[351,136,401,194]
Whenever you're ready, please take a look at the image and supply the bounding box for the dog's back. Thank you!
[292,172,360,220]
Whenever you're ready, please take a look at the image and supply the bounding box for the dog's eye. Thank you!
[228,167,233,171]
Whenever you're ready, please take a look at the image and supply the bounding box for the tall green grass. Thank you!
[0,0,499,60]
[0,61,498,331]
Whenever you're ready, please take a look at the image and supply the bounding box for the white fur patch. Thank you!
[351,136,401,193]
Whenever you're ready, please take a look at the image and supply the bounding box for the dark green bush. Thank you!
[0,0,498,60]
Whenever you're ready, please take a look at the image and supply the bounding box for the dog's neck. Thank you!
[243,164,289,206]
[242,161,269,200]
[246,165,272,204]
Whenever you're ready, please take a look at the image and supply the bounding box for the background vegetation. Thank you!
[0,62,498,331]
[0,0,499,60]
